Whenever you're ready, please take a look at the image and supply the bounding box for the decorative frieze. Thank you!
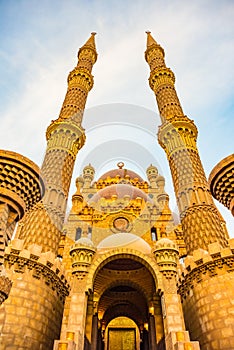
[70,238,96,279]
[4,239,70,302]
[152,237,179,278]
[178,239,234,299]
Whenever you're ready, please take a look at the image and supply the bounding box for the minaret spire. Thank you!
[145,31,161,49]
[54,32,97,125]
[145,32,229,254]
[79,32,97,53]
[16,34,98,253]
[145,32,184,123]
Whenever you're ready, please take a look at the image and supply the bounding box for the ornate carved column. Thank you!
[54,236,96,350]
[153,238,200,350]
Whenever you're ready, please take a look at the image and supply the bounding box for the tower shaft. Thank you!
[145,32,229,254]
[17,34,97,253]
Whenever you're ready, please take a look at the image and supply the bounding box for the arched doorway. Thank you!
[85,255,165,350]
[105,316,140,350]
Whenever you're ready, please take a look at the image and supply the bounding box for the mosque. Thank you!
[0,32,233,350]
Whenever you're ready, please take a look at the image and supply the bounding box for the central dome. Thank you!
[98,162,144,182]
[90,184,151,202]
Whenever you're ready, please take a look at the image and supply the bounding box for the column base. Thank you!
[166,331,200,350]
[53,340,76,350]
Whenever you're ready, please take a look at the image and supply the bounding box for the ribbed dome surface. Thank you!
[99,168,143,181]
[75,237,95,248]
[90,184,150,202]
[155,237,178,250]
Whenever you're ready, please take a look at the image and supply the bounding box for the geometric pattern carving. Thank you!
[181,205,229,254]
[18,202,63,253]
[0,150,44,218]
[42,149,76,196]
[0,275,12,305]
[209,153,234,214]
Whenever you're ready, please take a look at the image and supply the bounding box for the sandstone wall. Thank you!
[178,240,234,350]
[0,240,69,350]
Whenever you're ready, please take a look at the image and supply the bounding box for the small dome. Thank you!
[156,175,165,183]
[76,176,84,185]
[97,232,151,254]
[146,164,158,175]
[90,184,151,202]
[75,237,95,248]
[155,237,178,250]
[83,164,95,178]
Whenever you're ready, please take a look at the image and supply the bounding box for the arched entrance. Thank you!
[105,316,140,350]
[84,253,165,350]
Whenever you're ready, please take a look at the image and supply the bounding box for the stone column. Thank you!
[148,314,157,350]
[97,327,103,350]
[91,314,98,350]
[142,330,149,350]
[153,238,200,350]
[55,237,96,350]
[54,281,88,350]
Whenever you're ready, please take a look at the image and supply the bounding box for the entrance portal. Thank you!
[86,255,165,350]
[106,317,138,350]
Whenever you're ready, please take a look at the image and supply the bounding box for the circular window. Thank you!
[113,217,129,232]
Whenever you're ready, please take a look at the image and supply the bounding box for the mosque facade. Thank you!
[0,33,233,350]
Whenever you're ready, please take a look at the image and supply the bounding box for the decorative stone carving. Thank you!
[0,274,12,305]
[178,239,234,299]
[153,237,179,278]
[70,237,96,279]
[4,239,70,302]
[209,153,234,216]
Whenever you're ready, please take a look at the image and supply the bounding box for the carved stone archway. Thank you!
[86,248,163,293]
[84,248,164,350]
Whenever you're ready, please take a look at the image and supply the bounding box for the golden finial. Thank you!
[145,31,159,48]
[117,162,124,169]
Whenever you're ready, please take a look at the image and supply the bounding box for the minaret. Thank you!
[71,177,85,213]
[17,33,97,254]
[83,163,95,189]
[145,32,229,254]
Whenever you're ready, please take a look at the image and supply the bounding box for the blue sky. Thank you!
[0,0,233,235]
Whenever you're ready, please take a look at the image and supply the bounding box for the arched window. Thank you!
[88,227,92,239]
[151,227,157,241]
[75,227,82,241]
